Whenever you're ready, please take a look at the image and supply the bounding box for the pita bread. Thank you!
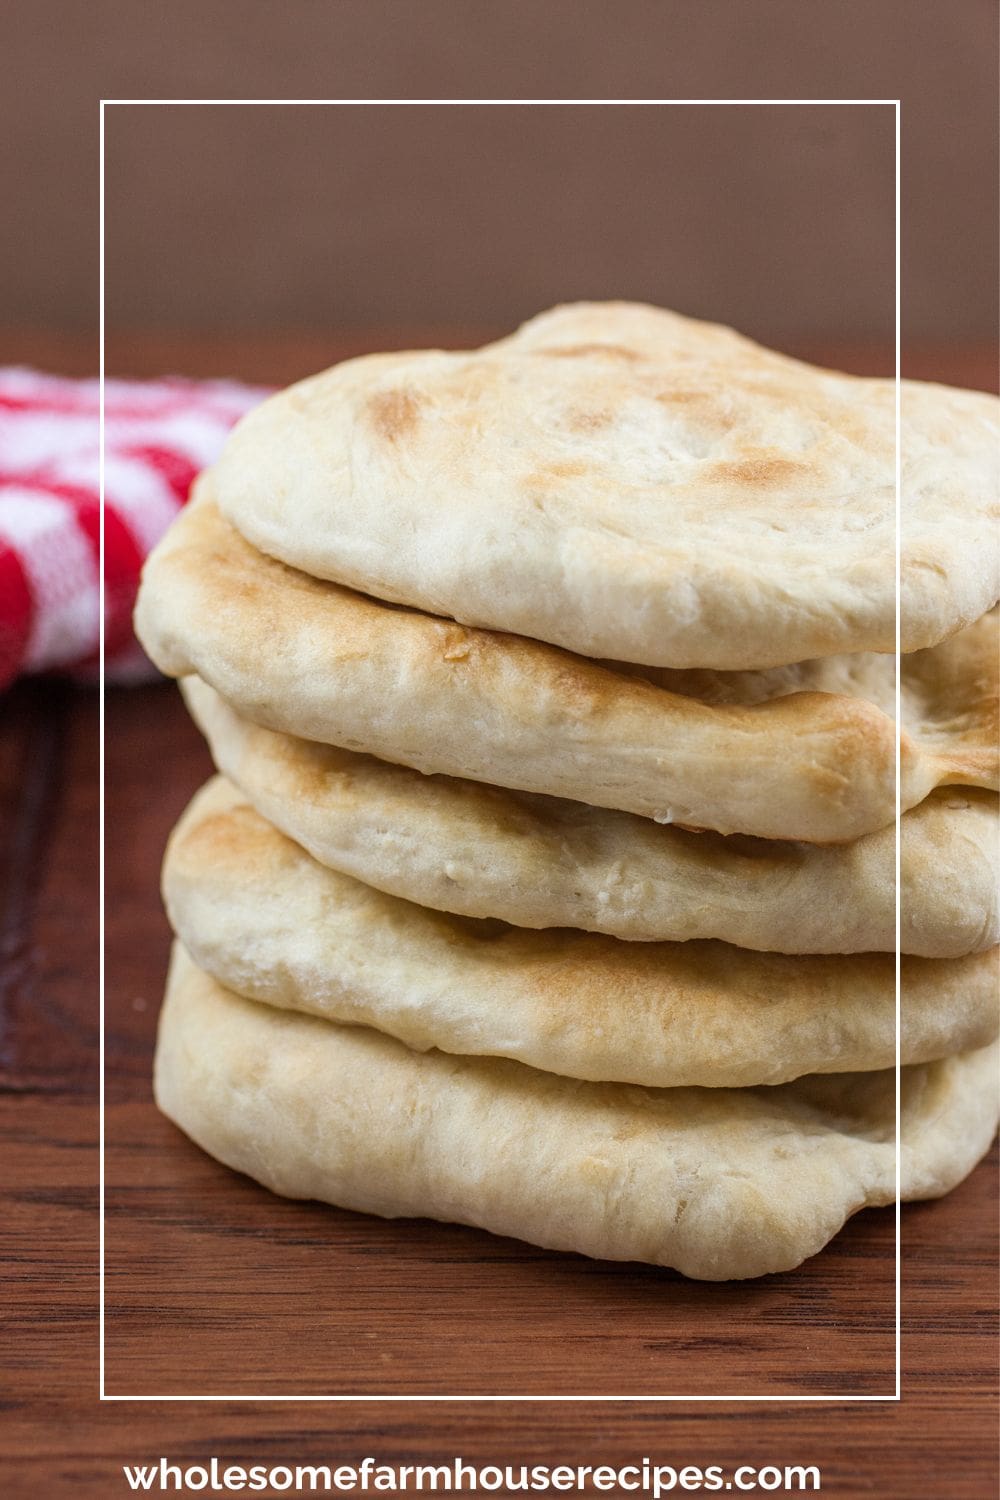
[134,495,997,843]
[211,301,999,671]
[155,946,1000,1280]
[183,676,999,958]
[162,778,999,1089]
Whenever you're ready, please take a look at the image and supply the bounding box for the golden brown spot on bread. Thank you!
[655,388,709,406]
[524,462,589,492]
[707,455,812,488]
[366,388,421,443]
[566,408,612,432]
[183,805,299,874]
[547,658,626,718]
[538,343,640,362]
[434,621,476,665]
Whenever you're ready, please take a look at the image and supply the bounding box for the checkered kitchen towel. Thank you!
[0,367,268,690]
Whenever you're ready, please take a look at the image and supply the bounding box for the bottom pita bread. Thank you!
[155,946,999,1281]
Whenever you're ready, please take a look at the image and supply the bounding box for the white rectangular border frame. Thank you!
[99,96,902,1403]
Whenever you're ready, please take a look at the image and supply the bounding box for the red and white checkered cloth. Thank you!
[0,367,269,690]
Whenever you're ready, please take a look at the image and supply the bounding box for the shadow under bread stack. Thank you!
[134,302,1000,1282]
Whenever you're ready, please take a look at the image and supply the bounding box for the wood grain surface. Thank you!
[2,334,997,1495]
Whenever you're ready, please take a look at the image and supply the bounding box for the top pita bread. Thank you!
[212,302,999,671]
[134,494,998,843]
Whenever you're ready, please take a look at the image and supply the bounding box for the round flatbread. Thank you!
[183,676,999,957]
[134,494,998,843]
[155,946,1000,1280]
[162,778,1000,1090]
[212,301,999,670]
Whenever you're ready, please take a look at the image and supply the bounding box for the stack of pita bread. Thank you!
[135,303,999,1281]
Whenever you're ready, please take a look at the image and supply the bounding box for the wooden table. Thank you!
[3,335,997,1493]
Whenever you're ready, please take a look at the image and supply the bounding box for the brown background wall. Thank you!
[5,0,998,344]
[101,103,896,345]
